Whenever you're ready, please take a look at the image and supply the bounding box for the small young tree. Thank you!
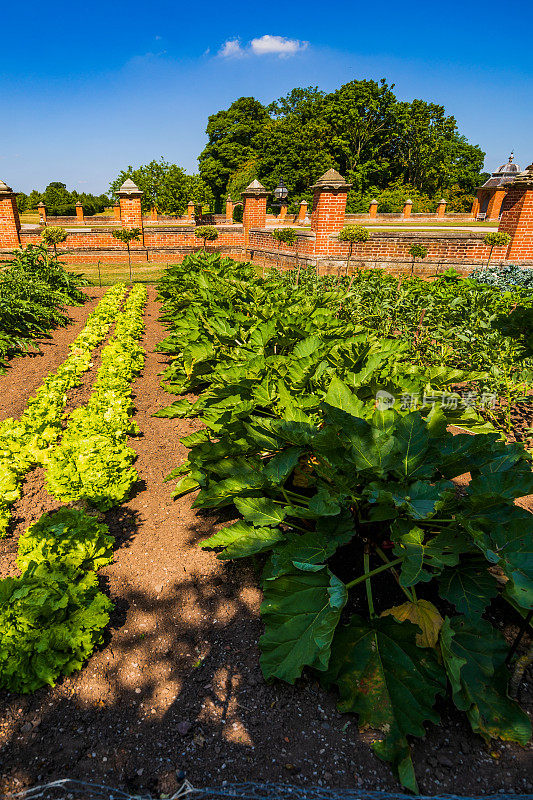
[272,227,300,281]
[111,228,142,282]
[483,232,511,271]
[194,225,219,251]
[41,226,67,259]
[409,243,428,276]
[338,225,370,277]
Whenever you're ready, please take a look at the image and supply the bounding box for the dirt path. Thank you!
[0,288,531,798]
[0,288,107,423]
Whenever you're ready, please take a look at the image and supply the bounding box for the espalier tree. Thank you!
[272,227,300,279]
[194,225,219,250]
[483,232,511,270]
[409,242,428,275]
[111,228,142,282]
[41,226,67,259]
[338,224,370,276]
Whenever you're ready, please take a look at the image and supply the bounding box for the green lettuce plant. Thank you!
[0,564,112,694]
[17,508,114,574]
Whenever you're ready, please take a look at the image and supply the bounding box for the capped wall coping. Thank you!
[251,227,315,238]
[331,229,494,242]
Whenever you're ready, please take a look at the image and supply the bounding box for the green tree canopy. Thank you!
[198,79,485,214]
[22,183,109,217]
[109,158,209,215]
[198,97,270,210]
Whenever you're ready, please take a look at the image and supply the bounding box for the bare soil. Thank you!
[0,288,531,798]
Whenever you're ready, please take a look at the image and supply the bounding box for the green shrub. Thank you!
[0,564,113,693]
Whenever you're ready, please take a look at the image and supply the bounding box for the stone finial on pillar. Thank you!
[187,201,195,222]
[297,200,308,224]
[226,196,234,224]
[369,199,378,218]
[0,178,21,248]
[37,201,47,224]
[114,202,121,220]
[75,201,84,222]
[242,180,270,246]
[403,199,413,218]
[436,199,447,218]
[117,178,143,231]
[310,169,352,255]
[499,163,533,262]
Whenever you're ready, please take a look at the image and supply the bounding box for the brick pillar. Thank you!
[499,163,533,262]
[486,188,507,220]
[297,200,308,223]
[226,196,234,224]
[242,180,270,247]
[37,201,47,224]
[150,206,158,221]
[471,196,480,218]
[117,178,143,232]
[187,201,195,222]
[114,202,121,220]
[369,199,378,218]
[436,199,447,218]
[310,169,352,255]
[0,179,21,248]
[278,202,288,221]
[403,199,413,218]
[75,201,84,222]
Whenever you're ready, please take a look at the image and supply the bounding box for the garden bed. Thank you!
[0,286,531,799]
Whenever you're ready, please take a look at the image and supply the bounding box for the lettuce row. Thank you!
[45,285,147,510]
[0,284,128,536]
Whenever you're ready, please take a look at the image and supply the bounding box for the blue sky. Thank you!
[2,0,532,194]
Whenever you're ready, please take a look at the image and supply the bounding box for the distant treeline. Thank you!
[18,182,110,217]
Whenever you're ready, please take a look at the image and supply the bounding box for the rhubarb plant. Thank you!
[156,254,532,793]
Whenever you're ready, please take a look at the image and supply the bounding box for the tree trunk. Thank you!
[127,244,132,283]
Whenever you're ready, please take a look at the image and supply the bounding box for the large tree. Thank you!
[198,97,270,211]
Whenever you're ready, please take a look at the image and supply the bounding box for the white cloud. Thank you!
[218,35,308,59]
[218,38,246,58]
[250,35,308,57]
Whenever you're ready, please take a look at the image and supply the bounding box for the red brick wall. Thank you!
[245,228,519,273]
[499,186,533,261]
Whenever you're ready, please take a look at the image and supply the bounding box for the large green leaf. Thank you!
[365,479,454,520]
[392,521,466,586]
[392,412,431,479]
[323,614,446,793]
[438,557,499,618]
[259,568,347,684]
[263,447,302,484]
[324,375,366,417]
[201,520,284,559]
[469,516,533,610]
[234,496,287,527]
[264,529,342,580]
[440,616,531,745]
